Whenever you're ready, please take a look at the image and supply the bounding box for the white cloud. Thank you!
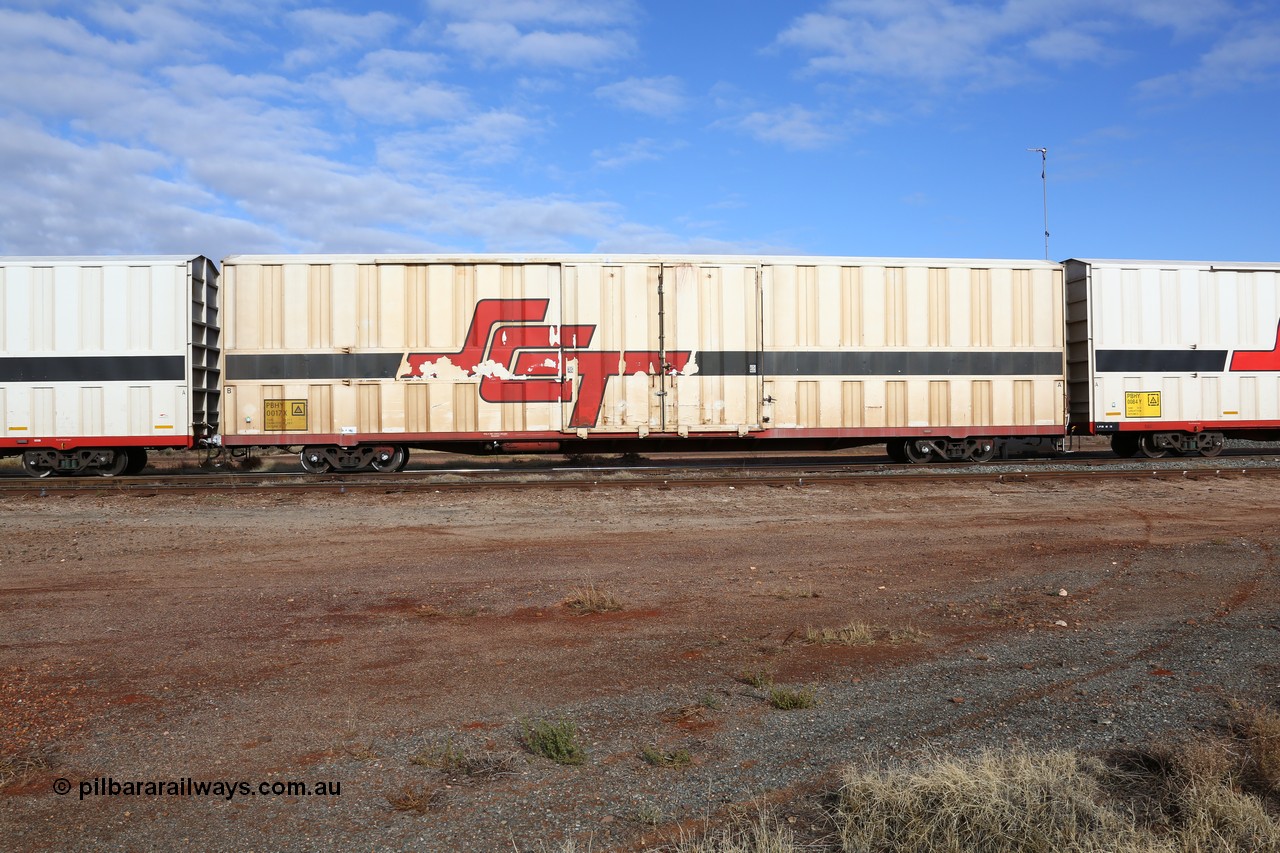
[1124,0,1234,37]
[776,1,1024,86]
[775,0,1238,89]
[284,9,401,68]
[379,111,539,169]
[733,106,840,150]
[0,117,277,256]
[425,0,635,27]
[444,20,632,68]
[1025,29,1110,64]
[1139,24,1280,96]
[330,53,468,124]
[591,138,670,170]
[595,76,687,117]
[424,0,637,68]
[0,4,650,258]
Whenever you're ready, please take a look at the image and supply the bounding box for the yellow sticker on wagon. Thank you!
[1125,391,1161,418]
[265,399,308,431]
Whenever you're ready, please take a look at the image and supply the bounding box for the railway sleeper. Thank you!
[299,444,409,474]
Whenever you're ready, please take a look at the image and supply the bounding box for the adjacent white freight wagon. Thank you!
[0,256,220,476]
[219,255,1066,471]
[1066,259,1280,456]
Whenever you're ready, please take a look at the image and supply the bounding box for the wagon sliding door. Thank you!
[559,261,763,435]
[663,262,763,433]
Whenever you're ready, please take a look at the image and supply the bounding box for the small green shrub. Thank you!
[739,670,774,689]
[521,719,586,766]
[768,686,817,710]
[641,745,692,767]
[410,738,467,769]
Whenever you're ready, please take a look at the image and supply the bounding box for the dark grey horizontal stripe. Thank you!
[227,350,1062,381]
[0,355,185,383]
[1095,350,1228,373]
[700,350,1063,376]
[226,353,405,380]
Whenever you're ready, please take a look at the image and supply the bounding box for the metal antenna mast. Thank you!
[1027,147,1049,260]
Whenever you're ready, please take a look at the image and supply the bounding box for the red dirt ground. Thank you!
[2,471,1278,850]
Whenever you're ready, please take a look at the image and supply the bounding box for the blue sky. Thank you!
[2,0,1277,262]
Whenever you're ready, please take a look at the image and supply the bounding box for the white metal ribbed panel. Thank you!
[761,260,1064,432]
[1066,259,1280,428]
[0,256,214,449]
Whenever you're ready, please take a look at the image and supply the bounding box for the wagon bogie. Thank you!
[20,447,129,476]
[297,444,408,474]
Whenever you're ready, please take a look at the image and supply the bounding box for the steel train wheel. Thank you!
[966,438,997,463]
[299,448,332,474]
[1110,434,1139,458]
[94,449,129,477]
[1197,433,1225,457]
[123,448,149,475]
[370,445,407,473]
[903,439,935,464]
[1137,434,1168,459]
[21,452,54,478]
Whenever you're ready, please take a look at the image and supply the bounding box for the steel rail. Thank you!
[3,457,1278,497]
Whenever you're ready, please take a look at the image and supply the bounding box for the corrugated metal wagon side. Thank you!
[220,253,1066,472]
[0,256,219,476]
[220,255,572,472]
[1067,258,1280,458]
[757,259,1066,462]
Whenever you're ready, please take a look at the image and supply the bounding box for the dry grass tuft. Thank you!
[886,625,931,644]
[0,751,49,790]
[838,749,1145,852]
[804,623,874,646]
[641,745,693,768]
[804,622,930,646]
[562,583,623,614]
[386,782,443,814]
[343,741,381,761]
[410,738,516,778]
[838,736,1280,853]
[1231,701,1280,797]
[673,810,797,853]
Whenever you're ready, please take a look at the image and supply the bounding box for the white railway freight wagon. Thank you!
[1066,258,1280,457]
[0,256,220,476]
[218,255,1066,471]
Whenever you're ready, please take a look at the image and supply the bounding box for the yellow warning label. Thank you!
[265,399,308,431]
[1124,391,1161,419]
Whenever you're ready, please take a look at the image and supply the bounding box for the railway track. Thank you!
[3,450,1280,495]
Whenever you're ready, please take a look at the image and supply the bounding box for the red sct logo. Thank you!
[400,299,691,429]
